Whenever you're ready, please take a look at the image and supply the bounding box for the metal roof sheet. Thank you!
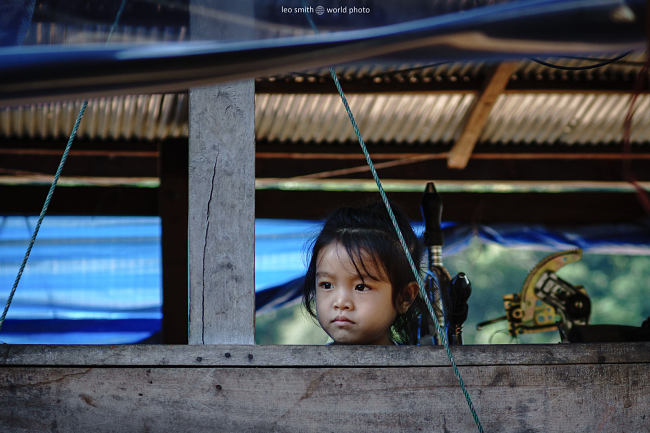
[2,92,649,146]
[2,20,648,147]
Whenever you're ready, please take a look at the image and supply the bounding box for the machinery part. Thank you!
[519,249,583,330]
[420,182,450,345]
[418,267,451,345]
[418,182,472,345]
[534,270,591,337]
[477,249,591,340]
[448,272,472,345]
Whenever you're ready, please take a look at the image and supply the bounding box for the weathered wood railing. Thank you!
[1,343,648,432]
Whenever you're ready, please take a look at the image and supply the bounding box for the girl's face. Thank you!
[315,241,399,345]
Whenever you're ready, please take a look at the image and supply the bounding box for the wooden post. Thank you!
[188,1,255,344]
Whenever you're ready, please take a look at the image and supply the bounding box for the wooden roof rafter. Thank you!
[447,62,518,169]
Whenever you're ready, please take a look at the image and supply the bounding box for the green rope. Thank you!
[304,8,484,433]
[0,0,128,334]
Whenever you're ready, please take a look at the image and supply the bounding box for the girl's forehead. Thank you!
[316,241,363,264]
[316,241,387,279]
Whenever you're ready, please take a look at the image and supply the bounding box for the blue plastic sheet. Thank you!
[255,219,650,312]
[1,216,649,342]
[0,0,645,105]
[0,216,162,344]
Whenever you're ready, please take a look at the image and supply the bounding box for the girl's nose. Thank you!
[333,290,353,310]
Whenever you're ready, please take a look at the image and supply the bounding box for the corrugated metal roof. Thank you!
[0,94,188,141]
[2,92,650,146]
[2,21,648,147]
[273,52,645,85]
[256,92,650,145]
[256,93,475,144]
[484,93,650,146]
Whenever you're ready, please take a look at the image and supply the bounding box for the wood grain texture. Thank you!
[1,363,647,432]
[2,343,648,367]
[188,81,255,344]
[187,0,255,346]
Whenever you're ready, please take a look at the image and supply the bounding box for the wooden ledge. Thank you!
[2,343,648,367]
[2,343,648,432]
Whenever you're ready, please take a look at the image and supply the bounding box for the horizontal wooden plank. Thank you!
[256,190,648,223]
[6,185,646,223]
[1,363,647,432]
[255,78,649,94]
[0,185,159,216]
[256,152,650,182]
[1,343,648,367]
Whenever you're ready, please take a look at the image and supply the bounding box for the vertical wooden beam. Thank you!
[447,62,517,169]
[188,1,255,344]
[159,141,189,344]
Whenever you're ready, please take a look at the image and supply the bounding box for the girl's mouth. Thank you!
[332,315,355,324]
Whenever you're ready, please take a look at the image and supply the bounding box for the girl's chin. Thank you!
[330,334,392,345]
[328,332,361,344]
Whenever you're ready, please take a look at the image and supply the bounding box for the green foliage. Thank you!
[256,239,650,345]
[558,253,650,326]
[255,301,329,345]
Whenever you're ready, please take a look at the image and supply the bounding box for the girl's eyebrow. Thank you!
[357,271,382,282]
[316,270,382,281]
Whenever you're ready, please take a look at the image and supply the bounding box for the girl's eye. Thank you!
[355,284,370,292]
[319,282,332,290]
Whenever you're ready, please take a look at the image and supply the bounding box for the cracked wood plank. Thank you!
[188,82,255,344]
[1,363,647,432]
[187,1,255,345]
[2,343,649,367]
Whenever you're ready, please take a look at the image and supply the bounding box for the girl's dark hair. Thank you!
[302,200,423,344]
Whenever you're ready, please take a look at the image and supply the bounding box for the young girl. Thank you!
[302,201,424,345]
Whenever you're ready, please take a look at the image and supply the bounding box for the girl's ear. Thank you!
[397,281,419,314]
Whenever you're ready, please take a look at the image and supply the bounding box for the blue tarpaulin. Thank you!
[255,219,650,312]
[1,216,648,343]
